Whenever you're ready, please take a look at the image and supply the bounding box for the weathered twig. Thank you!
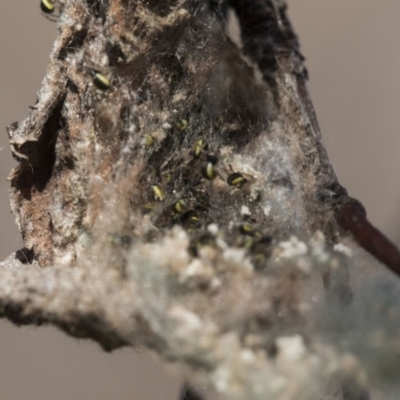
[3,0,398,399]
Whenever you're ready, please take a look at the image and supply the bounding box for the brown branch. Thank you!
[0,254,130,351]
[2,0,395,399]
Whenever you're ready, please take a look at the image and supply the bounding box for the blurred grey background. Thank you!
[0,1,399,399]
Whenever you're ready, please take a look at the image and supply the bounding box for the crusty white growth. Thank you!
[334,243,353,257]
[274,237,308,261]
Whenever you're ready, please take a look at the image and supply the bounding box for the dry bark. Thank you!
[3,1,398,399]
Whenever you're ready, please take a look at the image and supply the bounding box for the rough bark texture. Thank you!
[3,1,399,399]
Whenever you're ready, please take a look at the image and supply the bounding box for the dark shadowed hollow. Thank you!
[0,1,399,399]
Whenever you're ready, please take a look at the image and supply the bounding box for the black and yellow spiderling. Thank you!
[239,222,255,236]
[227,172,247,188]
[152,185,165,202]
[142,135,154,147]
[194,139,208,157]
[40,0,55,14]
[201,155,218,181]
[174,200,188,214]
[91,71,111,91]
[176,119,188,131]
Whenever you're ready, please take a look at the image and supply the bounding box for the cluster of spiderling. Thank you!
[137,117,273,270]
[38,0,274,270]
